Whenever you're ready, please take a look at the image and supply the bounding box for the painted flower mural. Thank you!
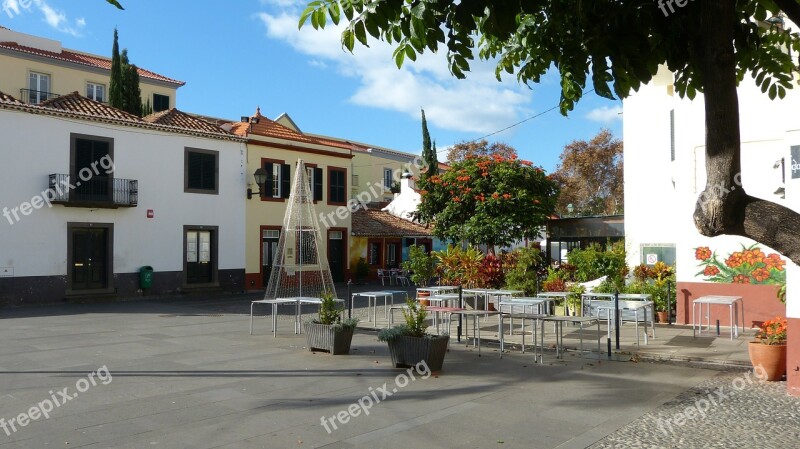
[695,244,786,285]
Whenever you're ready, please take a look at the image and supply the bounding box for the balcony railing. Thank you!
[20,89,60,105]
[48,174,138,208]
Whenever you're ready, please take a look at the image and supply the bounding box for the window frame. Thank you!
[28,71,51,104]
[86,82,106,102]
[70,133,114,204]
[384,168,394,190]
[184,148,219,195]
[260,158,289,202]
[183,225,219,287]
[153,93,170,112]
[327,166,347,206]
[367,239,383,266]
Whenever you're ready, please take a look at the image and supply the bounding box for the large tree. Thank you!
[299,1,800,264]
[120,50,143,117]
[553,129,623,216]
[446,139,517,164]
[416,153,559,250]
[108,28,123,108]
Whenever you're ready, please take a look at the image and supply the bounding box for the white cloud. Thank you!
[76,17,86,27]
[257,10,534,134]
[32,0,81,36]
[586,105,623,123]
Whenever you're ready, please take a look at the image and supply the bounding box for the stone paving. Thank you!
[0,288,797,448]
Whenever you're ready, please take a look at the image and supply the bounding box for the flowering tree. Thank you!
[416,154,558,250]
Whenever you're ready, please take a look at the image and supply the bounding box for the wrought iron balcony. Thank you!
[20,89,60,105]
[48,174,138,208]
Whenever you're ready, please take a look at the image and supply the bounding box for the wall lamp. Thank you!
[247,168,268,199]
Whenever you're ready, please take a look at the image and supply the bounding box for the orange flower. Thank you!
[732,274,751,284]
[695,247,712,261]
[481,172,489,177]
[752,267,771,282]
[725,252,744,268]
[742,249,765,266]
[758,317,787,345]
[520,160,532,166]
[502,193,511,199]
[453,197,460,202]
[533,199,540,204]
[703,266,720,276]
[764,254,785,271]
[491,192,500,199]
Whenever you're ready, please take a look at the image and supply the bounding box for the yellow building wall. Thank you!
[350,151,420,202]
[244,140,353,289]
[0,53,179,107]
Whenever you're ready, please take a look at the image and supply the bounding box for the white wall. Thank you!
[0,109,246,277]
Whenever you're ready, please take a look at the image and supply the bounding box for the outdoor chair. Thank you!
[395,270,410,286]
[377,269,393,286]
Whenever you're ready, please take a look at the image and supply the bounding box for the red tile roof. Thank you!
[230,107,351,149]
[144,108,230,136]
[41,91,142,122]
[0,41,185,86]
[0,90,240,141]
[351,208,432,237]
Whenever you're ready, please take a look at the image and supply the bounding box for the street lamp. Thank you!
[247,168,268,199]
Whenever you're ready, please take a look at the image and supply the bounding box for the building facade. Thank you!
[0,92,246,304]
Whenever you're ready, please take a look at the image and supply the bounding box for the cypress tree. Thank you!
[119,49,143,117]
[108,28,123,109]
[420,109,438,178]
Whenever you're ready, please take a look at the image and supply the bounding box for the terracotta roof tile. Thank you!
[0,41,185,85]
[230,108,351,151]
[143,108,230,135]
[0,90,23,104]
[41,91,142,122]
[351,208,432,237]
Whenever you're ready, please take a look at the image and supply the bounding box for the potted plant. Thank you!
[378,299,449,371]
[404,244,436,305]
[748,316,787,381]
[305,291,359,355]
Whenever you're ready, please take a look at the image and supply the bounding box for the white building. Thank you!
[0,92,247,304]
[624,62,800,395]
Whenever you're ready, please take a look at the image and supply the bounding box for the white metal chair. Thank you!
[395,270,410,286]
[377,269,392,286]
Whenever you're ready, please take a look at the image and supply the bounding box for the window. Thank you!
[352,174,360,187]
[184,226,218,285]
[328,167,347,205]
[384,168,394,190]
[28,72,50,104]
[297,229,318,265]
[304,165,324,201]
[153,94,170,112]
[70,133,113,203]
[185,148,219,194]
[368,241,381,265]
[262,161,291,200]
[86,83,105,102]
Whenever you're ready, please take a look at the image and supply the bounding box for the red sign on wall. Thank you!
[147,209,154,219]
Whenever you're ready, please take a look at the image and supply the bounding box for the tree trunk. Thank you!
[693,0,800,264]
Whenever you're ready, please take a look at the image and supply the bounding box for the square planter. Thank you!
[305,322,355,355]
[386,335,450,371]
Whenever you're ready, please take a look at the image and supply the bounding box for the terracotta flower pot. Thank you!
[748,342,787,381]
[656,311,669,324]
[418,290,430,307]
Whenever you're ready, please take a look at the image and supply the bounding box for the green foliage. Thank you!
[478,253,504,289]
[109,34,143,117]
[420,109,438,178]
[433,244,483,287]
[403,245,436,287]
[109,29,123,109]
[378,299,429,341]
[141,98,153,117]
[416,154,558,248]
[355,257,369,281]
[298,1,800,115]
[504,246,546,296]
[567,242,628,290]
[567,283,585,310]
[542,267,567,292]
[316,290,342,325]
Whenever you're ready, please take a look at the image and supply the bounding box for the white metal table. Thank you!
[250,298,298,337]
[352,291,394,322]
[499,312,548,357]
[427,292,475,308]
[692,295,744,340]
[447,310,500,355]
[580,293,651,317]
[539,316,602,360]
[498,298,556,335]
[593,300,655,346]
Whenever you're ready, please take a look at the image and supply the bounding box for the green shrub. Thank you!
[504,246,546,295]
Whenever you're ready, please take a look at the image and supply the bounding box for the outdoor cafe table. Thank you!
[249,297,344,337]
[498,298,556,336]
[580,293,652,317]
[416,286,458,297]
[692,295,745,340]
[427,292,475,308]
[499,312,548,357]
[463,288,524,311]
[538,316,602,360]
[352,291,394,322]
[592,300,655,346]
[446,309,501,355]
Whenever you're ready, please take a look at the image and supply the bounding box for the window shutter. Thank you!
[201,153,215,190]
[313,167,323,201]
[281,164,291,198]
[188,153,202,189]
[263,162,273,198]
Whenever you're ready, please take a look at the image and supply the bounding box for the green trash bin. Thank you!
[139,266,154,289]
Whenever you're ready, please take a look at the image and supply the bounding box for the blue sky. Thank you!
[1,0,622,172]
